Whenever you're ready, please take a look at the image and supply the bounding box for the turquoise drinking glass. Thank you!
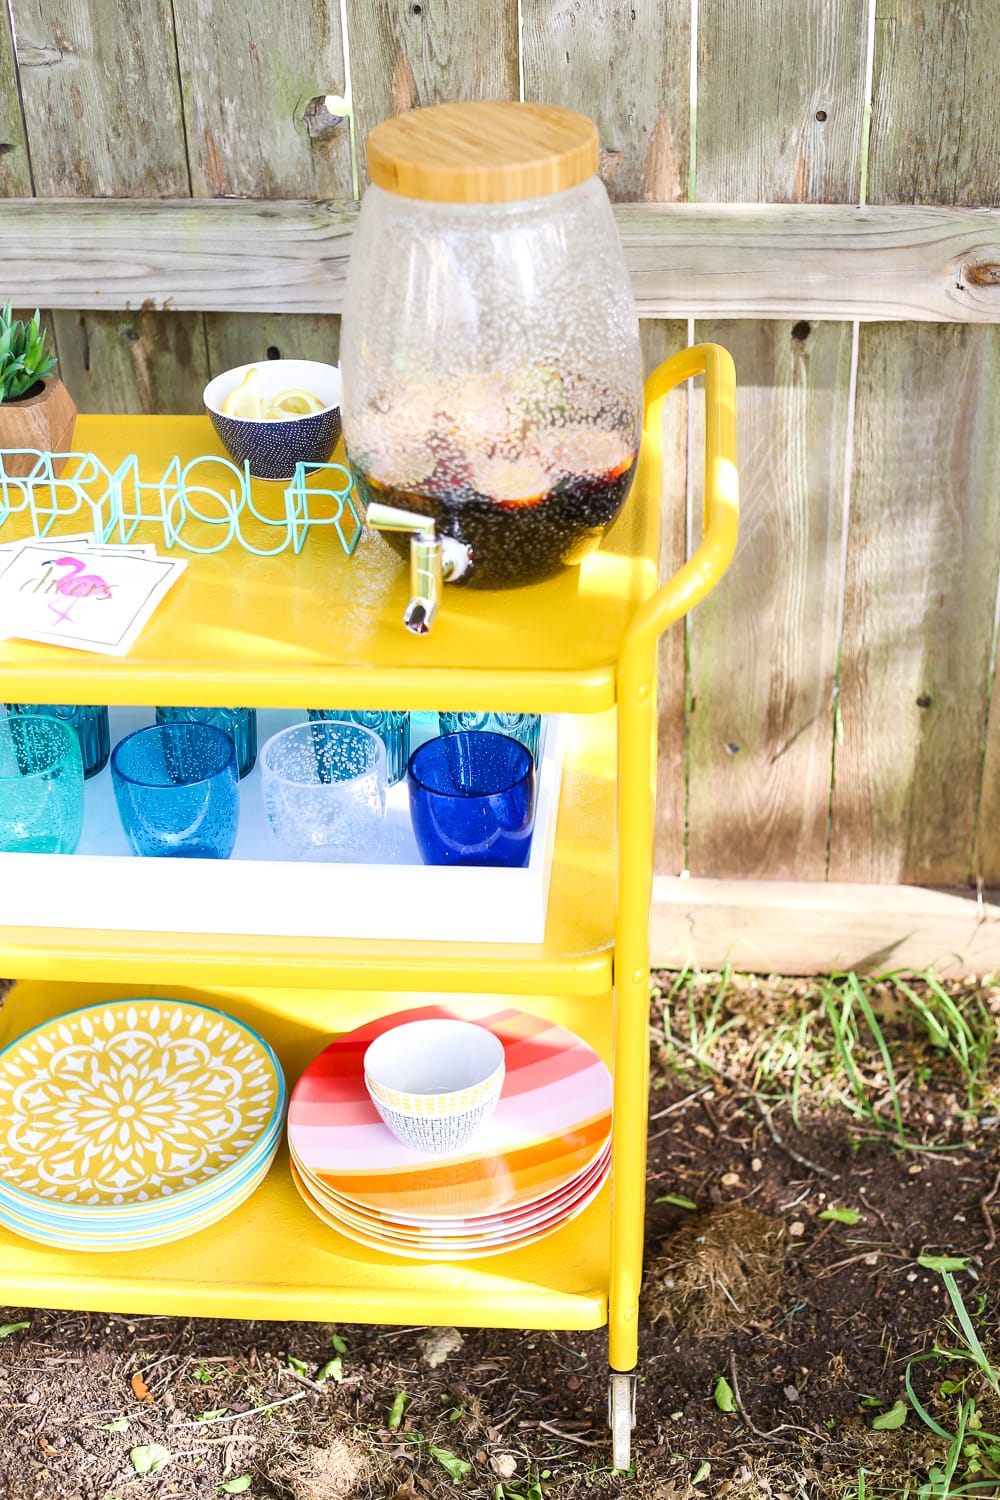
[111,722,239,859]
[436,712,542,766]
[4,703,110,779]
[307,709,410,786]
[155,706,257,779]
[0,713,84,853]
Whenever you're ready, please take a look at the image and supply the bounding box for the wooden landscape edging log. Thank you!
[650,877,1000,979]
[2,200,1000,322]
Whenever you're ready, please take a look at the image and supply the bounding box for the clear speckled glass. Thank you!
[261,720,387,862]
[307,709,410,786]
[408,730,535,868]
[437,712,541,766]
[111,722,239,859]
[154,706,257,779]
[5,703,110,779]
[0,713,84,853]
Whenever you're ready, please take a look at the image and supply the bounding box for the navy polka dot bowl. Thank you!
[203,359,342,481]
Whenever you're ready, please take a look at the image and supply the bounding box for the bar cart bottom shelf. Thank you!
[0,979,613,1331]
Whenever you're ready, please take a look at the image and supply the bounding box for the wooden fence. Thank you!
[2,0,1000,975]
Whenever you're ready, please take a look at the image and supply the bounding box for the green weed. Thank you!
[902,1259,1000,1497]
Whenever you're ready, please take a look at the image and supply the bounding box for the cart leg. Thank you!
[608,1370,637,1471]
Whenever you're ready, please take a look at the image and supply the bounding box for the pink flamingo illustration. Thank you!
[47,555,112,626]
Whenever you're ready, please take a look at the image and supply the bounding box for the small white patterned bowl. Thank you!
[364,1019,505,1155]
[203,359,342,481]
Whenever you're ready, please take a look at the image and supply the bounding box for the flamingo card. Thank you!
[0,542,187,655]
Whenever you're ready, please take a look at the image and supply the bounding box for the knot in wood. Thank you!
[966,262,1000,287]
[304,96,348,140]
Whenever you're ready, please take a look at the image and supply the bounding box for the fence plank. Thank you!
[52,306,209,416]
[8,0,189,196]
[866,0,1000,889]
[345,0,519,185]
[172,1,353,200]
[203,313,340,378]
[172,2,351,401]
[520,0,690,203]
[0,5,31,196]
[687,319,851,879]
[689,0,865,879]
[868,0,1000,210]
[3,200,1000,321]
[829,323,1000,884]
[835,1,1000,885]
[696,0,868,203]
[8,0,206,413]
[651,875,1000,980]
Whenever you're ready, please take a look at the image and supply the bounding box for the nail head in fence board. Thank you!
[520,0,690,204]
[868,0,1000,211]
[641,321,689,876]
[695,0,868,204]
[4,200,1000,321]
[345,0,519,191]
[8,0,203,415]
[829,324,1000,885]
[651,876,1000,980]
[687,320,852,881]
[171,0,354,200]
[0,4,31,196]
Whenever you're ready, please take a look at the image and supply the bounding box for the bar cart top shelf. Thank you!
[0,415,662,713]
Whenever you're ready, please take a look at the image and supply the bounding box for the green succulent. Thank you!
[0,302,57,403]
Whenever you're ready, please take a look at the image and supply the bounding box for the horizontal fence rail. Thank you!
[2,200,1000,322]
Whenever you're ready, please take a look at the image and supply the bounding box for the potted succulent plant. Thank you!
[0,303,77,476]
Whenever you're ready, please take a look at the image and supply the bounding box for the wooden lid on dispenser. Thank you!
[365,101,599,204]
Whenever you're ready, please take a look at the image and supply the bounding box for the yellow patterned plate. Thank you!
[0,1146,278,1252]
[0,999,285,1215]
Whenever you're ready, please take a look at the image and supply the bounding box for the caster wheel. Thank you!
[608,1372,637,1471]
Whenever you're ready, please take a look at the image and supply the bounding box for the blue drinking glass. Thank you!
[0,713,84,853]
[307,709,410,786]
[437,711,542,766]
[155,706,257,779]
[111,722,239,859]
[407,730,536,868]
[5,703,110,779]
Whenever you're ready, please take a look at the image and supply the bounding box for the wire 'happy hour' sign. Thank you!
[0,449,363,559]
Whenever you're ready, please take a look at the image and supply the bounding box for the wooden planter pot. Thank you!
[0,378,78,477]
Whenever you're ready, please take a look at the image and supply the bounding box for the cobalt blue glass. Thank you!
[5,703,110,779]
[111,722,239,859]
[407,730,536,869]
[155,706,257,779]
[307,709,410,786]
[437,711,542,766]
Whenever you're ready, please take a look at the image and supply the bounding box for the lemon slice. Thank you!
[263,389,326,420]
[221,368,263,420]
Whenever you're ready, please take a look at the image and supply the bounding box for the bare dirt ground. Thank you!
[2,970,1000,1500]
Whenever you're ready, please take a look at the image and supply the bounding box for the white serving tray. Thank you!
[2,708,565,944]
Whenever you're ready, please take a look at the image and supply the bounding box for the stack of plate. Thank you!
[287,1003,612,1259]
[0,998,285,1251]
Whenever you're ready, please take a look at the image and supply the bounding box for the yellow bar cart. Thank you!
[0,344,737,1471]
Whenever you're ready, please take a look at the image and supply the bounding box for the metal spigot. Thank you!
[365,502,471,635]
